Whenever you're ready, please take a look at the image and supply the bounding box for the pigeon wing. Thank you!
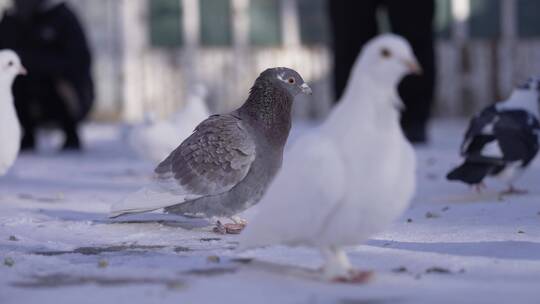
[493,110,540,165]
[110,114,256,218]
[460,106,506,165]
[156,114,256,194]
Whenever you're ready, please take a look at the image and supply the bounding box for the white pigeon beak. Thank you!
[18,65,27,75]
[300,83,312,95]
[404,59,422,75]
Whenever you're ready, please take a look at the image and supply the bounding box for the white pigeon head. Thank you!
[0,50,26,87]
[354,34,421,90]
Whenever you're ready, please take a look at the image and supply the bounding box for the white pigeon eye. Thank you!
[7,61,13,67]
[288,77,295,84]
[380,48,392,58]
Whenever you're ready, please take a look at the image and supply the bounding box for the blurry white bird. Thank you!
[0,50,25,176]
[239,34,420,282]
[128,84,210,164]
[172,84,210,136]
[128,112,179,164]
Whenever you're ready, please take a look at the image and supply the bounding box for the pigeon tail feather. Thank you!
[109,186,191,218]
[446,161,494,185]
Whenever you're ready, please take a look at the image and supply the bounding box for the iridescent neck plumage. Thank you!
[238,79,294,146]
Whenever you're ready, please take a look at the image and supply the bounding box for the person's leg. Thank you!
[329,0,379,102]
[55,101,81,151]
[12,78,37,151]
[386,0,436,143]
[43,86,82,151]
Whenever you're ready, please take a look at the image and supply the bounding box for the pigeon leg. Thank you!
[321,247,373,284]
[212,217,246,235]
[500,185,528,196]
[472,182,487,193]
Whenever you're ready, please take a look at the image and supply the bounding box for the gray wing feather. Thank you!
[155,114,256,196]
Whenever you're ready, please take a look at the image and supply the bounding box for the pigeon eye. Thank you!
[381,48,391,58]
[7,61,13,67]
[288,77,295,84]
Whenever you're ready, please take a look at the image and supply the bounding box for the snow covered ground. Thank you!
[1,119,540,304]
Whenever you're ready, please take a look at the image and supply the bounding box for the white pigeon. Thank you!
[239,34,420,282]
[128,84,210,164]
[172,83,210,135]
[0,50,25,176]
[128,112,180,164]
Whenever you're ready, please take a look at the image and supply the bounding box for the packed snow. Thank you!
[1,119,540,304]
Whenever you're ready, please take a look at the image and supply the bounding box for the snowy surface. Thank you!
[1,119,540,304]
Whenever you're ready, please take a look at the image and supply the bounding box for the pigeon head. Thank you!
[239,67,310,145]
[355,34,421,88]
[516,75,540,115]
[0,50,26,86]
[518,75,540,92]
[258,67,312,97]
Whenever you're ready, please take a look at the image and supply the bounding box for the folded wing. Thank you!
[110,114,256,218]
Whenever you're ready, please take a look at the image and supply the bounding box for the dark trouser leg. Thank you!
[13,78,36,151]
[386,0,436,143]
[45,92,81,151]
[328,0,379,102]
[61,117,81,151]
[56,102,81,151]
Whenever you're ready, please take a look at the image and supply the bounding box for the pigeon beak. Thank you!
[300,83,312,95]
[404,59,422,75]
[18,65,27,76]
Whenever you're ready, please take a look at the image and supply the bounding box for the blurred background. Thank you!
[1,0,540,123]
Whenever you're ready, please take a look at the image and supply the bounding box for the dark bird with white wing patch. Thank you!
[447,76,540,195]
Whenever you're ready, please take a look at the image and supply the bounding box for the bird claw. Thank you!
[472,182,487,194]
[332,270,373,284]
[213,220,246,235]
[500,186,528,196]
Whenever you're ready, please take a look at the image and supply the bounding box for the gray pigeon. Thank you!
[110,67,311,232]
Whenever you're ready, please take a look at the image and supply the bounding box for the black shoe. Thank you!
[62,132,82,151]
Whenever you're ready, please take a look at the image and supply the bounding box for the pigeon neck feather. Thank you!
[323,72,402,142]
[238,79,293,146]
[0,90,17,122]
[340,71,400,119]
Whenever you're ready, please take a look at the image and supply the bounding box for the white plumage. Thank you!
[128,84,210,164]
[0,50,25,176]
[239,34,419,281]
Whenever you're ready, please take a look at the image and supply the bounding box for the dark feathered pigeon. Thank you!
[110,67,311,231]
[447,76,540,194]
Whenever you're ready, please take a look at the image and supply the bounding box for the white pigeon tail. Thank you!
[239,34,420,282]
[0,50,25,176]
[128,84,210,164]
